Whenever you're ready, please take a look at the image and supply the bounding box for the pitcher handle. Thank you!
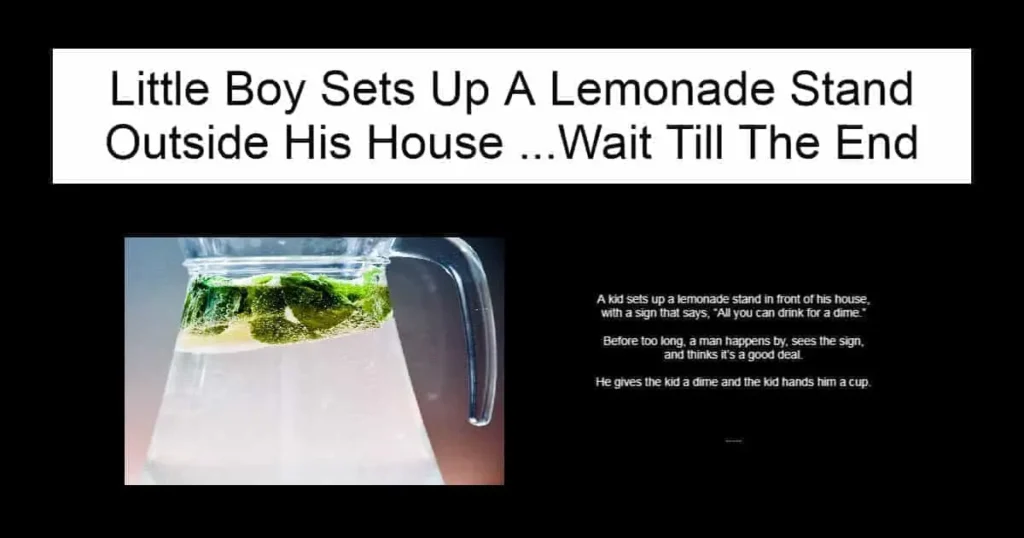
[390,238,498,427]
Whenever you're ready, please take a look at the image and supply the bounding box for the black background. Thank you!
[506,191,973,481]
[91,187,974,486]
[40,27,985,495]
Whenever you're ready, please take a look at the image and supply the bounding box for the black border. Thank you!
[39,43,982,494]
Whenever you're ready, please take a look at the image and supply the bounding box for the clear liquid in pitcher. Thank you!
[140,268,444,485]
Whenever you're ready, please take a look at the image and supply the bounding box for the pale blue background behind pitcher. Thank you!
[124,237,505,485]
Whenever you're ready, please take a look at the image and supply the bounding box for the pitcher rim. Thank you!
[182,255,391,267]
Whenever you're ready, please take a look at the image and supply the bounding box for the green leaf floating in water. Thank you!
[247,285,286,315]
[179,270,393,345]
[249,316,314,344]
[181,276,240,328]
[280,273,355,330]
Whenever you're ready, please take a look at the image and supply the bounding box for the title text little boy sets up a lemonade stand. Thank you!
[105,69,916,162]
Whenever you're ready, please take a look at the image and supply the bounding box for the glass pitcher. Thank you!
[139,237,497,485]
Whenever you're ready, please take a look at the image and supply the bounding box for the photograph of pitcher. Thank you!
[125,237,503,485]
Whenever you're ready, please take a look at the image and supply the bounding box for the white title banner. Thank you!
[51,48,972,184]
